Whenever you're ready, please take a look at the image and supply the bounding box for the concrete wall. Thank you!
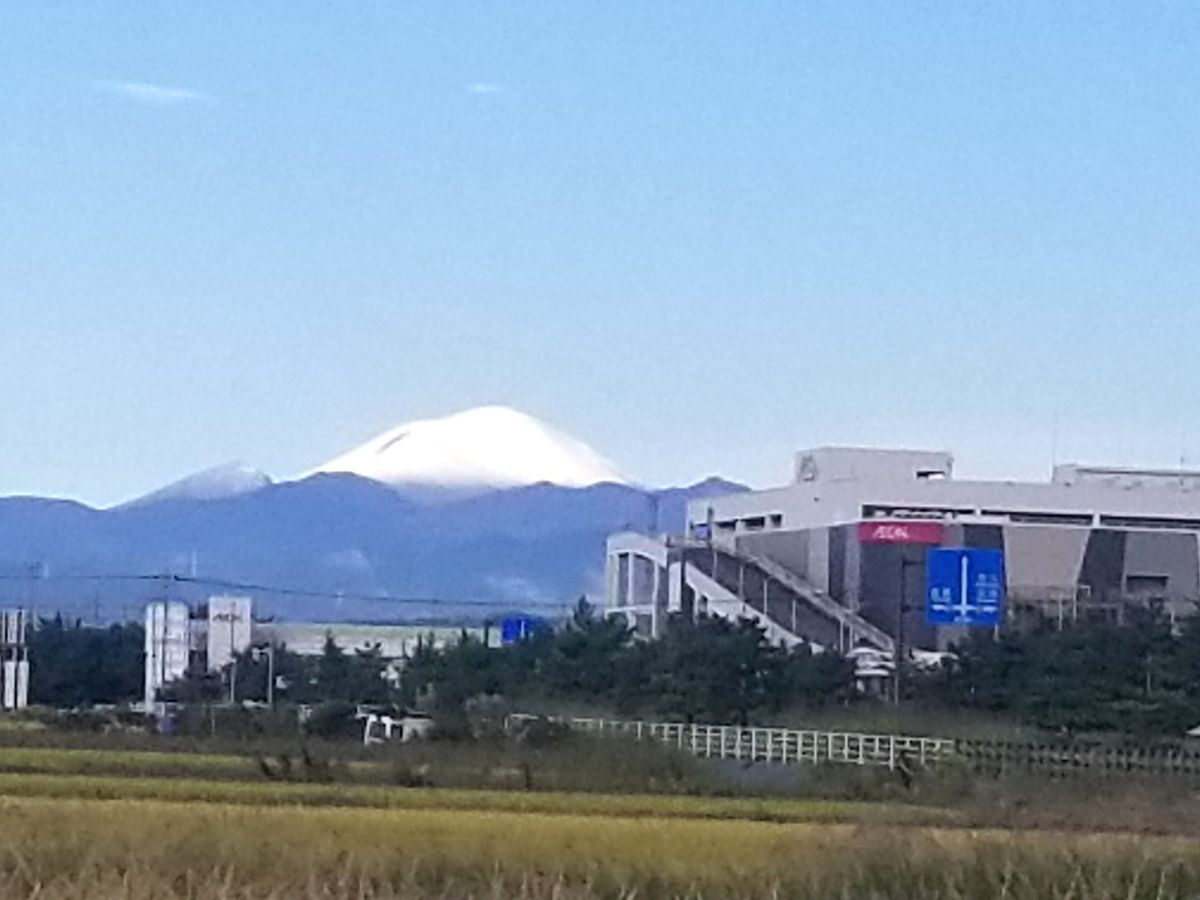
[857,543,933,649]
[261,622,496,658]
[689,450,1200,536]
[1002,525,1090,599]
[1123,531,1200,611]
[735,531,810,579]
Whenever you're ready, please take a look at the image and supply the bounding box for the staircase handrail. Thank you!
[730,548,894,652]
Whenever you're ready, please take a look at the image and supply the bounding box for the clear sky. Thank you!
[3,3,1199,506]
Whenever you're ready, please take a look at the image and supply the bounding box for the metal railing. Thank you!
[508,714,1200,779]
[508,714,954,771]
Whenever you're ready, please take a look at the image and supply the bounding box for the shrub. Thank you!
[304,702,360,740]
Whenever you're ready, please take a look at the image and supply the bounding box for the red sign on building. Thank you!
[857,520,944,545]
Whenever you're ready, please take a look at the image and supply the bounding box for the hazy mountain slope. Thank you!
[121,463,272,507]
[0,477,748,623]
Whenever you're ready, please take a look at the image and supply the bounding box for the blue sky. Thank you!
[3,3,1199,505]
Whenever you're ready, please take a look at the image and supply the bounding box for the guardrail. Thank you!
[507,714,954,771]
[956,738,1200,778]
[508,714,1200,779]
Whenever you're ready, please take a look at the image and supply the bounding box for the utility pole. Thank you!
[227,610,238,705]
[679,541,690,621]
[26,562,43,626]
[893,558,912,705]
[253,641,276,708]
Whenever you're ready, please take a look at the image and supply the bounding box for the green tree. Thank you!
[28,616,144,707]
[402,632,507,716]
[539,598,633,699]
[648,614,789,725]
[312,635,391,704]
[223,643,312,705]
[935,610,1193,736]
[782,642,855,708]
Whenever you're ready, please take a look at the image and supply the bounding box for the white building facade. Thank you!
[143,593,497,706]
[144,601,192,708]
[608,448,1200,651]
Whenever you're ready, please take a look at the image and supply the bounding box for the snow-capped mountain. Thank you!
[313,406,627,491]
[0,475,747,622]
[0,406,750,622]
[121,462,273,507]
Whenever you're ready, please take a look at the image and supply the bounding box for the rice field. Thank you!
[0,793,1196,898]
[0,745,260,779]
[0,770,957,826]
[0,743,1196,897]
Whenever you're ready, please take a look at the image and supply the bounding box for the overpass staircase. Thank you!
[682,542,894,654]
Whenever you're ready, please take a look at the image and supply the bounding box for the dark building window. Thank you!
[861,504,973,520]
[1099,515,1200,531]
[981,509,1094,526]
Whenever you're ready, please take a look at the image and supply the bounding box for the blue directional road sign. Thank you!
[925,548,1005,626]
[500,615,550,645]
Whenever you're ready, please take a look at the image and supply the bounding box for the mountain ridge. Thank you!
[0,475,747,623]
[0,406,746,622]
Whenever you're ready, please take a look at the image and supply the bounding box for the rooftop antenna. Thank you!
[1180,427,1189,488]
[1050,403,1060,470]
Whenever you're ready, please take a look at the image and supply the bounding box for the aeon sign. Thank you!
[857,520,944,545]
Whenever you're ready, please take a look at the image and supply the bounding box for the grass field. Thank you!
[0,792,1196,898]
[0,739,1197,897]
[0,769,961,826]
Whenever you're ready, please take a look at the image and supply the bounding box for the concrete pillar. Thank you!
[668,560,683,613]
[650,563,660,637]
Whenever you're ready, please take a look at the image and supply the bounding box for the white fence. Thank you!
[508,714,955,771]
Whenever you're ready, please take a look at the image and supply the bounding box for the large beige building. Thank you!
[608,448,1200,651]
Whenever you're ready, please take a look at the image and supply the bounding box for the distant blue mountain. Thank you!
[0,476,747,624]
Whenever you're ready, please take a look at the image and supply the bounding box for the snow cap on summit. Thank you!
[314,406,628,490]
[121,462,273,508]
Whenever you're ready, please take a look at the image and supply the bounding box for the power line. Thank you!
[0,573,161,583]
[0,571,572,610]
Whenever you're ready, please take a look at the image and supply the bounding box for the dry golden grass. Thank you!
[0,744,1198,896]
[0,794,1195,898]
[0,769,962,828]
[0,745,259,778]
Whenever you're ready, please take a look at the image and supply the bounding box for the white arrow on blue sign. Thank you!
[925,548,1005,626]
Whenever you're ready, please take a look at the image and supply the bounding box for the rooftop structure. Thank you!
[144,595,498,708]
[609,447,1200,653]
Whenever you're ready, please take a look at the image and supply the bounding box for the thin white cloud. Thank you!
[465,82,504,96]
[94,80,213,106]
